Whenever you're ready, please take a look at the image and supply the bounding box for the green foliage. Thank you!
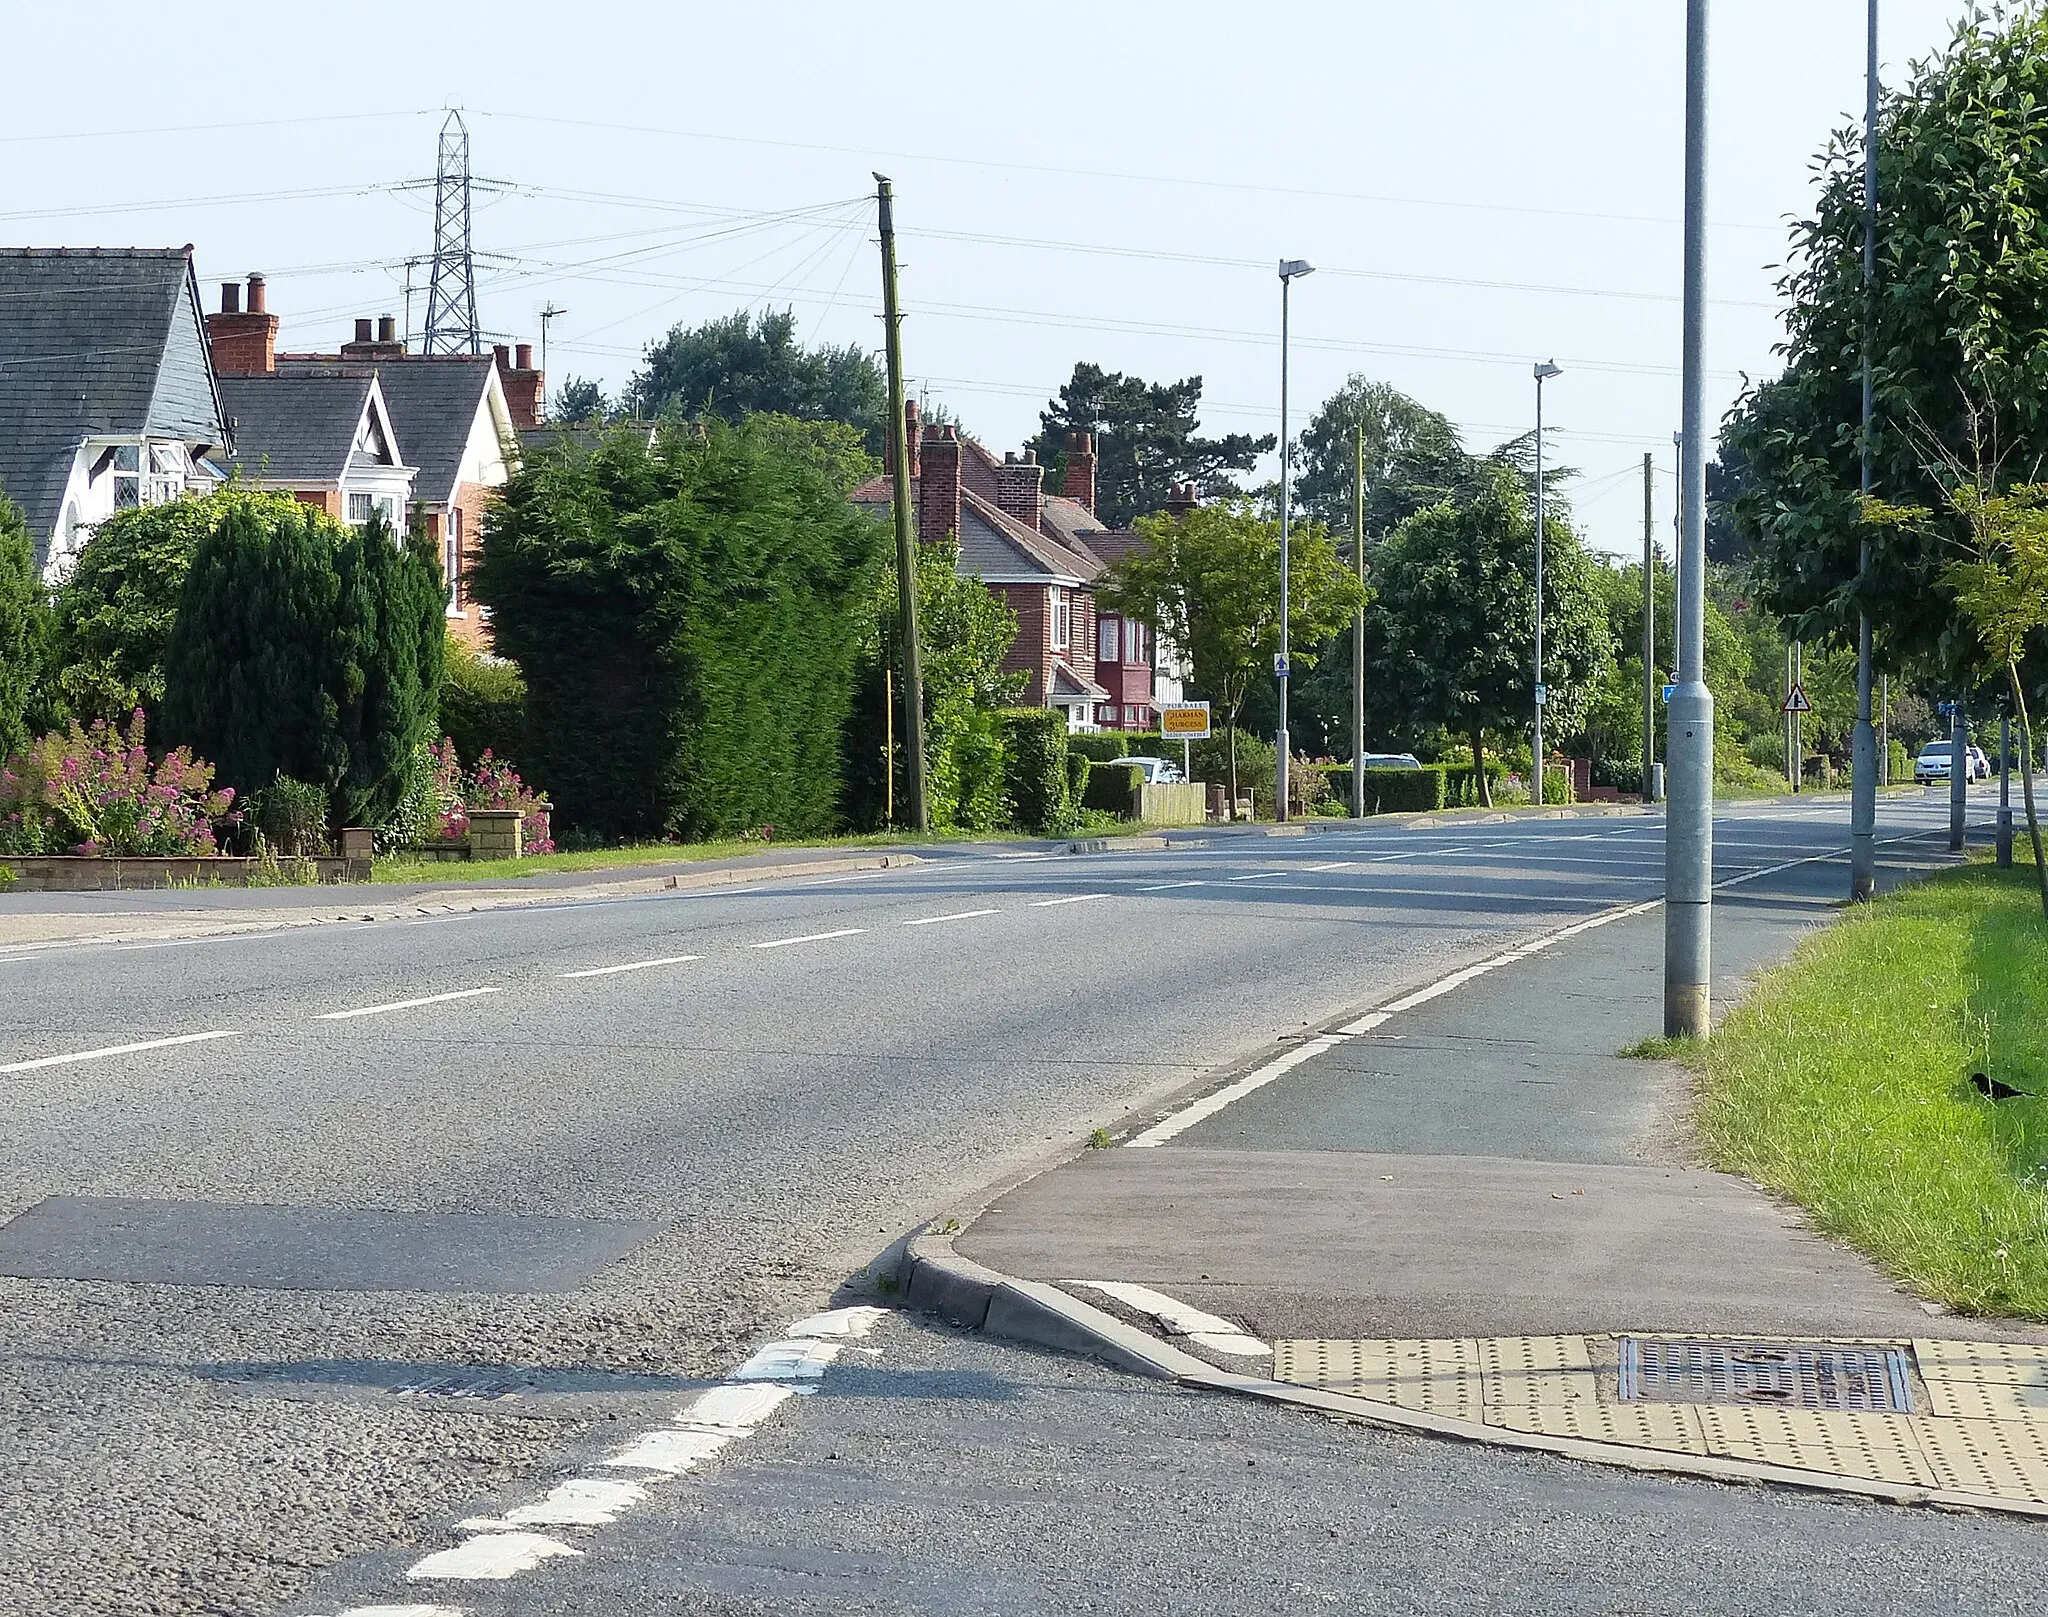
[551,376,611,424]
[1067,733,1132,763]
[255,775,329,857]
[1294,376,1469,537]
[1356,765,1447,815]
[743,413,881,498]
[629,308,888,455]
[473,418,886,842]
[1029,363,1274,528]
[1189,728,1273,802]
[1365,464,1613,799]
[0,709,233,856]
[0,489,48,760]
[52,485,306,724]
[441,636,528,767]
[1083,759,1143,817]
[329,513,446,829]
[998,707,1080,834]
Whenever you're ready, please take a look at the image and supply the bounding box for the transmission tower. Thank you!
[422,110,481,354]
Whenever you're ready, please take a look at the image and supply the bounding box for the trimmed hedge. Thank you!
[1083,759,1144,816]
[1357,765,1449,814]
[1067,733,1132,763]
[999,707,1080,834]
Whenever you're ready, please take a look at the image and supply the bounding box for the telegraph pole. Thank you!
[1849,0,1880,900]
[874,175,928,832]
[1642,452,1657,801]
[1665,0,1717,1040]
[1352,423,1366,820]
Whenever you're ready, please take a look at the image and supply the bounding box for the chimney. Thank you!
[342,316,407,362]
[994,448,1046,535]
[205,270,278,375]
[378,314,398,344]
[495,341,544,430]
[1062,430,1097,514]
[355,318,375,344]
[1166,481,1199,518]
[918,425,961,546]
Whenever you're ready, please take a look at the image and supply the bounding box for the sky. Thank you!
[1,0,1979,558]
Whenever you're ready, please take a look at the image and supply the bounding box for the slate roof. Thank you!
[219,371,382,484]
[1047,661,1111,702]
[278,355,498,506]
[0,247,226,544]
[958,489,1101,584]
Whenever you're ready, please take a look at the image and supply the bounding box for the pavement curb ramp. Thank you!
[896,1230,2048,1521]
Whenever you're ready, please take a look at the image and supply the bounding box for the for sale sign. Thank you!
[1159,702,1212,739]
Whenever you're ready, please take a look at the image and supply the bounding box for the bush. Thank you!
[1067,733,1132,763]
[441,636,527,768]
[1189,727,1275,805]
[474,420,883,841]
[1358,765,1448,815]
[1444,761,1505,807]
[0,709,233,855]
[1888,738,1913,784]
[0,489,49,760]
[256,775,329,857]
[1084,759,1144,816]
[999,708,1079,834]
[1065,751,1091,820]
[466,748,555,855]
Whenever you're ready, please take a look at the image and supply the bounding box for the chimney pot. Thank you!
[515,342,533,370]
[220,282,241,315]
[246,274,266,314]
[355,318,374,343]
[377,314,397,344]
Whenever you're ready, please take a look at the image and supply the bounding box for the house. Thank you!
[214,368,414,530]
[0,247,230,581]
[852,409,1157,732]
[208,276,538,644]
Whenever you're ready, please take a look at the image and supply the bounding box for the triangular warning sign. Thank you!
[1783,682,1812,714]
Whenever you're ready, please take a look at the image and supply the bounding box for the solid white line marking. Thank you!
[1226,870,1289,882]
[674,1383,796,1430]
[0,1029,238,1074]
[902,909,998,926]
[1069,1280,1273,1356]
[752,928,865,949]
[329,1605,467,1617]
[319,987,501,1021]
[460,1477,647,1530]
[408,1532,580,1581]
[1128,1034,1346,1148]
[1306,860,1356,872]
[558,954,703,979]
[1031,893,1109,907]
[733,1338,844,1380]
[787,1305,889,1339]
[602,1428,737,1474]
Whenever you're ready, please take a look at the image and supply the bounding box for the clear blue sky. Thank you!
[2,0,1973,556]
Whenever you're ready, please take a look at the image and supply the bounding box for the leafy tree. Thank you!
[0,489,50,759]
[442,635,527,767]
[1029,363,1274,529]
[473,418,886,841]
[742,413,879,498]
[1293,376,1468,537]
[51,485,307,724]
[1099,499,1364,805]
[1721,10,2048,676]
[629,308,887,454]
[550,376,611,424]
[1365,464,1612,805]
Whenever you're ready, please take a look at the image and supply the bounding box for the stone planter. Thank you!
[465,809,524,861]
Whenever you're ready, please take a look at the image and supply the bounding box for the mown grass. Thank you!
[1682,857,2048,1318]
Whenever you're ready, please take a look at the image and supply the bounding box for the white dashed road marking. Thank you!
[752,928,866,949]
[902,909,998,926]
[408,1531,580,1580]
[318,988,502,1021]
[1031,893,1109,907]
[0,1029,240,1074]
[558,954,703,979]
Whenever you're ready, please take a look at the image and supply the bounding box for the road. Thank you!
[0,790,2004,1615]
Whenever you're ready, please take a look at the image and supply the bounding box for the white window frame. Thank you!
[1098,615,1119,665]
[347,491,375,526]
[1050,586,1071,651]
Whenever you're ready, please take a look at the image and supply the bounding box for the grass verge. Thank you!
[1677,858,2048,1318]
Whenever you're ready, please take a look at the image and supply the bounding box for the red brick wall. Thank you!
[440,481,498,649]
[995,583,1050,705]
[207,310,277,375]
[292,489,341,518]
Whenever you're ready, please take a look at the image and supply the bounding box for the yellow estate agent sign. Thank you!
[1160,703,1212,739]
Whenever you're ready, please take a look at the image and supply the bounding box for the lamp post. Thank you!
[1275,257,1315,822]
[1532,361,1562,807]
[1849,0,1880,901]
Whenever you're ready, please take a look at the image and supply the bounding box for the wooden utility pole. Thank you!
[874,174,928,831]
[1351,424,1366,820]
[1642,452,1657,800]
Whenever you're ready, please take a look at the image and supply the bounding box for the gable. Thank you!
[144,265,227,448]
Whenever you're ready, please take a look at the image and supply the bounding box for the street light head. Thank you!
[1279,258,1316,280]
[1534,360,1563,382]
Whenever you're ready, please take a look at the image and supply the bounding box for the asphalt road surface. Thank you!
[0,790,2003,1615]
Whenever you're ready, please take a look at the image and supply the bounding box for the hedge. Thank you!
[1083,759,1144,816]
[999,707,1080,834]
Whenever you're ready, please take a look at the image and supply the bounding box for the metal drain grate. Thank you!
[1618,1338,1914,1413]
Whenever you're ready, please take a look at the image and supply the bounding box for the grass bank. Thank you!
[1683,858,2048,1318]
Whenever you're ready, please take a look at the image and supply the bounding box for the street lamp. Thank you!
[1531,360,1562,807]
[1275,257,1315,822]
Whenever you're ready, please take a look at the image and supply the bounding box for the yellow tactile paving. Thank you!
[1272,1334,2048,1508]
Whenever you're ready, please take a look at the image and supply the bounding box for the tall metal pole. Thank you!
[1642,452,1657,801]
[1533,371,1547,807]
[1879,673,1890,783]
[1352,423,1367,820]
[1849,0,1881,900]
[1950,695,1968,851]
[1665,0,1717,1040]
[875,175,928,832]
[1276,269,1294,823]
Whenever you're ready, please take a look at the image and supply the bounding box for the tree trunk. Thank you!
[2008,661,2048,921]
[1471,726,1492,809]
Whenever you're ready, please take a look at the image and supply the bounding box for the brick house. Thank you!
[0,247,231,581]
[853,411,1156,732]
[215,367,414,529]
[208,276,538,645]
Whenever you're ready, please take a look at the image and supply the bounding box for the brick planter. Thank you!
[0,855,370,892]
[465,809,524,861]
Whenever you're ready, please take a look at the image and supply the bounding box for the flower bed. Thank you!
[0,711,234,857]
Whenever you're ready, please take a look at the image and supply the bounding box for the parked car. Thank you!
[1968,745,1991,781]
[1915,743,1955,784]
[1358,752,1423,769]
[1120,756,1187,785]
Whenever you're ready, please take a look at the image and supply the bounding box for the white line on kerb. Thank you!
[558,954,704,979]
[753,928,865,949]
[902,909,998,926]
[1031,893,1109,907]
[317,987,503,1021]
[0,1029,239,1074]
[1127,1035,1345,1147]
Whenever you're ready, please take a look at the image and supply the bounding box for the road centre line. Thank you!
[1031,893,1110,907]
[317,987,504,1021]
[1226,870,1288,882]
[902,909,999,926]
[558,954,704,979]
[0,1029,239,1074]
[752,928,866,949]
[1135,880,1205,891]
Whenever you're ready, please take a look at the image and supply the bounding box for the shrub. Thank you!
[441,636,527,768]
[949,708,1006,833]
[474,420,884,841]
[1067,733,1131,763]
[999,707,1079,834]
[1358,765,1448,815]
[1084,759,1144,816]
[0,709,234,855]
[1064,751,1091,822]
[0,489,49,760]
[1443,761,1504,807]
[256,775,329,857]
[1189,728,1275,807]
